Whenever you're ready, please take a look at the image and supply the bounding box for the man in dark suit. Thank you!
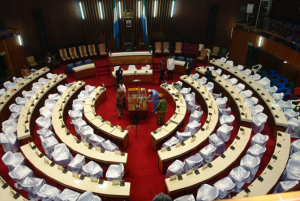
[44,52,52,73]
[204,68,215,83]
[184,58,193,76]
[116,67,123,84]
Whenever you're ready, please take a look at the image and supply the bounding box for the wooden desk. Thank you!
[21,143,130,200]
[234,131,290,198]
[174,60,186,74]
[157,79,219,174]
[210,60,288,137]
[112,70,153,84]
[165,127,252,196]
[109,51,152,65]
[84,87,129,150]
[0,67,49,131]
[17,74,67,143]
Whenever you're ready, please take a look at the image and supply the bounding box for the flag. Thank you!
[113,0,119,47]
[142,0,148,44]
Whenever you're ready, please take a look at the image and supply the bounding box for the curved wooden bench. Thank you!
[73,63,95,80]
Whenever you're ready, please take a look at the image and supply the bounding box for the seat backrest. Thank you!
[175,42,182,50]
[26,56,35,63]
[79,45,87,56]
[155,42,162,50]
[163,42,169,50]
[98,44,106,52]
[198,44,204,51]
[212,46,220,53]
[183,43,191,50]
[85,59,92,64]
[191,44,198,52]
[201,48,207,56]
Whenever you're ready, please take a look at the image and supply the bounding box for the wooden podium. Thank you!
[128,88,148,120]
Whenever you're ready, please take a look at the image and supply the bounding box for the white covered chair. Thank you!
[212,93,222,99]
[22,90,34,99]
[217,57,227,62]
[245,97,259,107]
[290,139,300,155]
[257,77,271,88]
[183,153,203,173]
[38,78,50,85]
[2,120,17,135]
[66,81,76,88]
[173,81,183,91]
[189,110,203,123]
[77,191,101,201]
[196,184,219,201]
[32,82,42,92]
[36,117,52,130]
[278,100,292,112]
[39,106,52,118]
[226,60,233,66]
[89,134,105,148]
[162,136,180,148]
[20,177,46,200]
[0,88,5,97]
[55,188,81,201]
[241,69,252,76]
[101,140,119,152]
[72,99,84,112]
[214,69,222,76]
[2,151,25,171]
[216,124,233,142]
[9,112,20,123]
[85,85,96,94]
[209,134,225,156]
[114,66,121,72]
[57,85,68,95]
[51,143,73,168]
[40,136,59,159]
[9,103,23,114]
[240,154,261,183]
[45,99,56,112]
[36,184,61,201]
[290,151,300,161]
[249,73,261,81]
[251,113,268,133]
[236,65,244,71]
[196,77,207,85]
[0,133,19,153]
[184,120,201,135]
[106,163,125,181]
[273,180,299,193]
[180,87,191,98]
[219,107,231,117]
[68,110,82,122]
[234,83,245,93]
[216,97,228,109]
[79,125,94,143]
[9,165,34,188]
[128,65,137,70]
[273,92,284,102]
[77,90,89,102]
[15,97,28,106]
[203,82,214,94]
[166,159,184,178]
[3,81,15,90]
[185,92,195,104]
[73,118,87,136]
[46,73,57,79]
[199,144,217,164]
[250,133,269,147]
[266,86,278,95]
[187,101,201,113]
[67,154,86,173]
[240,90,253,99]
[285,118,300,138]
[174,194,195,201]
[48,93,60,101]
[82,161,103,179]
[189,73,199,80]
[221,74,230,80]
[219,114,235,126]
[281,159,300,181]
[284,109,299,121]
[37,128,55,138]
[141,65,151,70]
[246,143,266,159]
[250,104,264,116]
[175,131,192,142]
[213,177,235,199]
[228,78,238,85]
[228,166,250,193]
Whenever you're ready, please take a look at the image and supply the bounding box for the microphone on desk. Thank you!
[267,160,277,171]
[272,151,281,160]
[258,172,267,182]
[274,109,282,118]
[230,141,238,150]
[266,93,272,102]
[277,139,285,147]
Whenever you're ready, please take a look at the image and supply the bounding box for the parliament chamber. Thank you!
[1,0,300,200]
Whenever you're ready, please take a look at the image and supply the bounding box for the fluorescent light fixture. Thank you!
[138,1,141,18]
[258,36,262,47]
[170,1,174,17]
[99,2,103,19]
[79,2,84,19]
[153,0,157,17]
[18,35,22,46]
[284,61,287,63]
[119,1,122,19]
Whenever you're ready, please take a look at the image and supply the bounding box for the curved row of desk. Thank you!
[150,85,187,152]
[0,67,49,131]
[0,176,27,201]
[84,87,129,150]
[210,60,288,137]
[52,82,128,172]
[17,73,67,143]
[157,78,219,174]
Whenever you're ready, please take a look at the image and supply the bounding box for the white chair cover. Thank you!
[2,120,17,135]
[174,194,195,201]
[245,97,259,107]
[77,90,89,102]
[240,90,253,99]
[0,133,19,153]
[196,184,219,201]
[257,77,271,88]
[226,61,233,66]
[73,118,87,136]
[240,154,261,183]
[242,69,252,76]
[79,125,94,143]
[173,81,183,91]
[219,114,235,126]
[216,124,233,142]
[273,92,284,102]
[199,144,217,164]
[216,97,228,109]
[0,88,5,97]
[228,166,250,193]
[9,112,20,123]
[250,104,264,116]
[51,143,73,167]
[46,73,57,79]
[9,103,22,114]
[236,65,244,71]
[187,101,201,113]
[15,97,28,106]
[228,78,238,85]
[281,159,300,181]
[4,81,15,90]
[277,100,292,112]
[219,107,231,117]
[67,154,86,173]
[214,69,222,76]
[217,57,226,62]
[57,85,68,95]
[196,77,207,85]
[77,191,101,201]
[249,74,261,81]
[290,139,300,155]
[85,85,96,94]
[37,184,61,201]
[250,133,269,147]
[20,177,46,200]
[175,131,192,142]
[162,136,180,148]
[246,144,266,159]
[2,151,25,171]
[213,177,235,199]
[39,106,52,118]
[204,82,214,94]
[284,109,299,121]
[189,73,199,80]
[180,87,191,98]
[234,83,245,92]
[68,110,82,122]
[66,81,76,88]
[37,128,55,138]
[9,165,34,187]
[166,160,184,178]
[22,90,34,99]
[106,163,125,181]
[221,74,230,80]
[209,134,225,156]
[38,78,50,85]
[189,110,203,123]
[114,66,121,71]
[185,92,195,104]
[266,86,278,95]
[40,136,58,159]
[89,134,105,148]
[184,120,201,135]
[36,117,52,130]
[101,140,119,152]
[251,113,268,133]
[32,82,42,92]
[48,93,60,101]
[205,66,214,71]
[290,151,300,161]
[55,188,81,201]
[212,93,222,99]
[82,161,103,179]
[273,180,299,193]
[183,153,203,173]
[45,99,56,112]
[128,65,137,70]
[72,99,84,112]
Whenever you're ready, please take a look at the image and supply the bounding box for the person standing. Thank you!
[148,89,159,113]
[159,57,166,84]
[184,58,193,76]
[116,67,123,84]
[116,84,125,119]
[119,80,126,108]
[204,67,215,83]
[21,65,31,77]
[156,94,167,125]
[44,52,52,73]
[167,55,175,81]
